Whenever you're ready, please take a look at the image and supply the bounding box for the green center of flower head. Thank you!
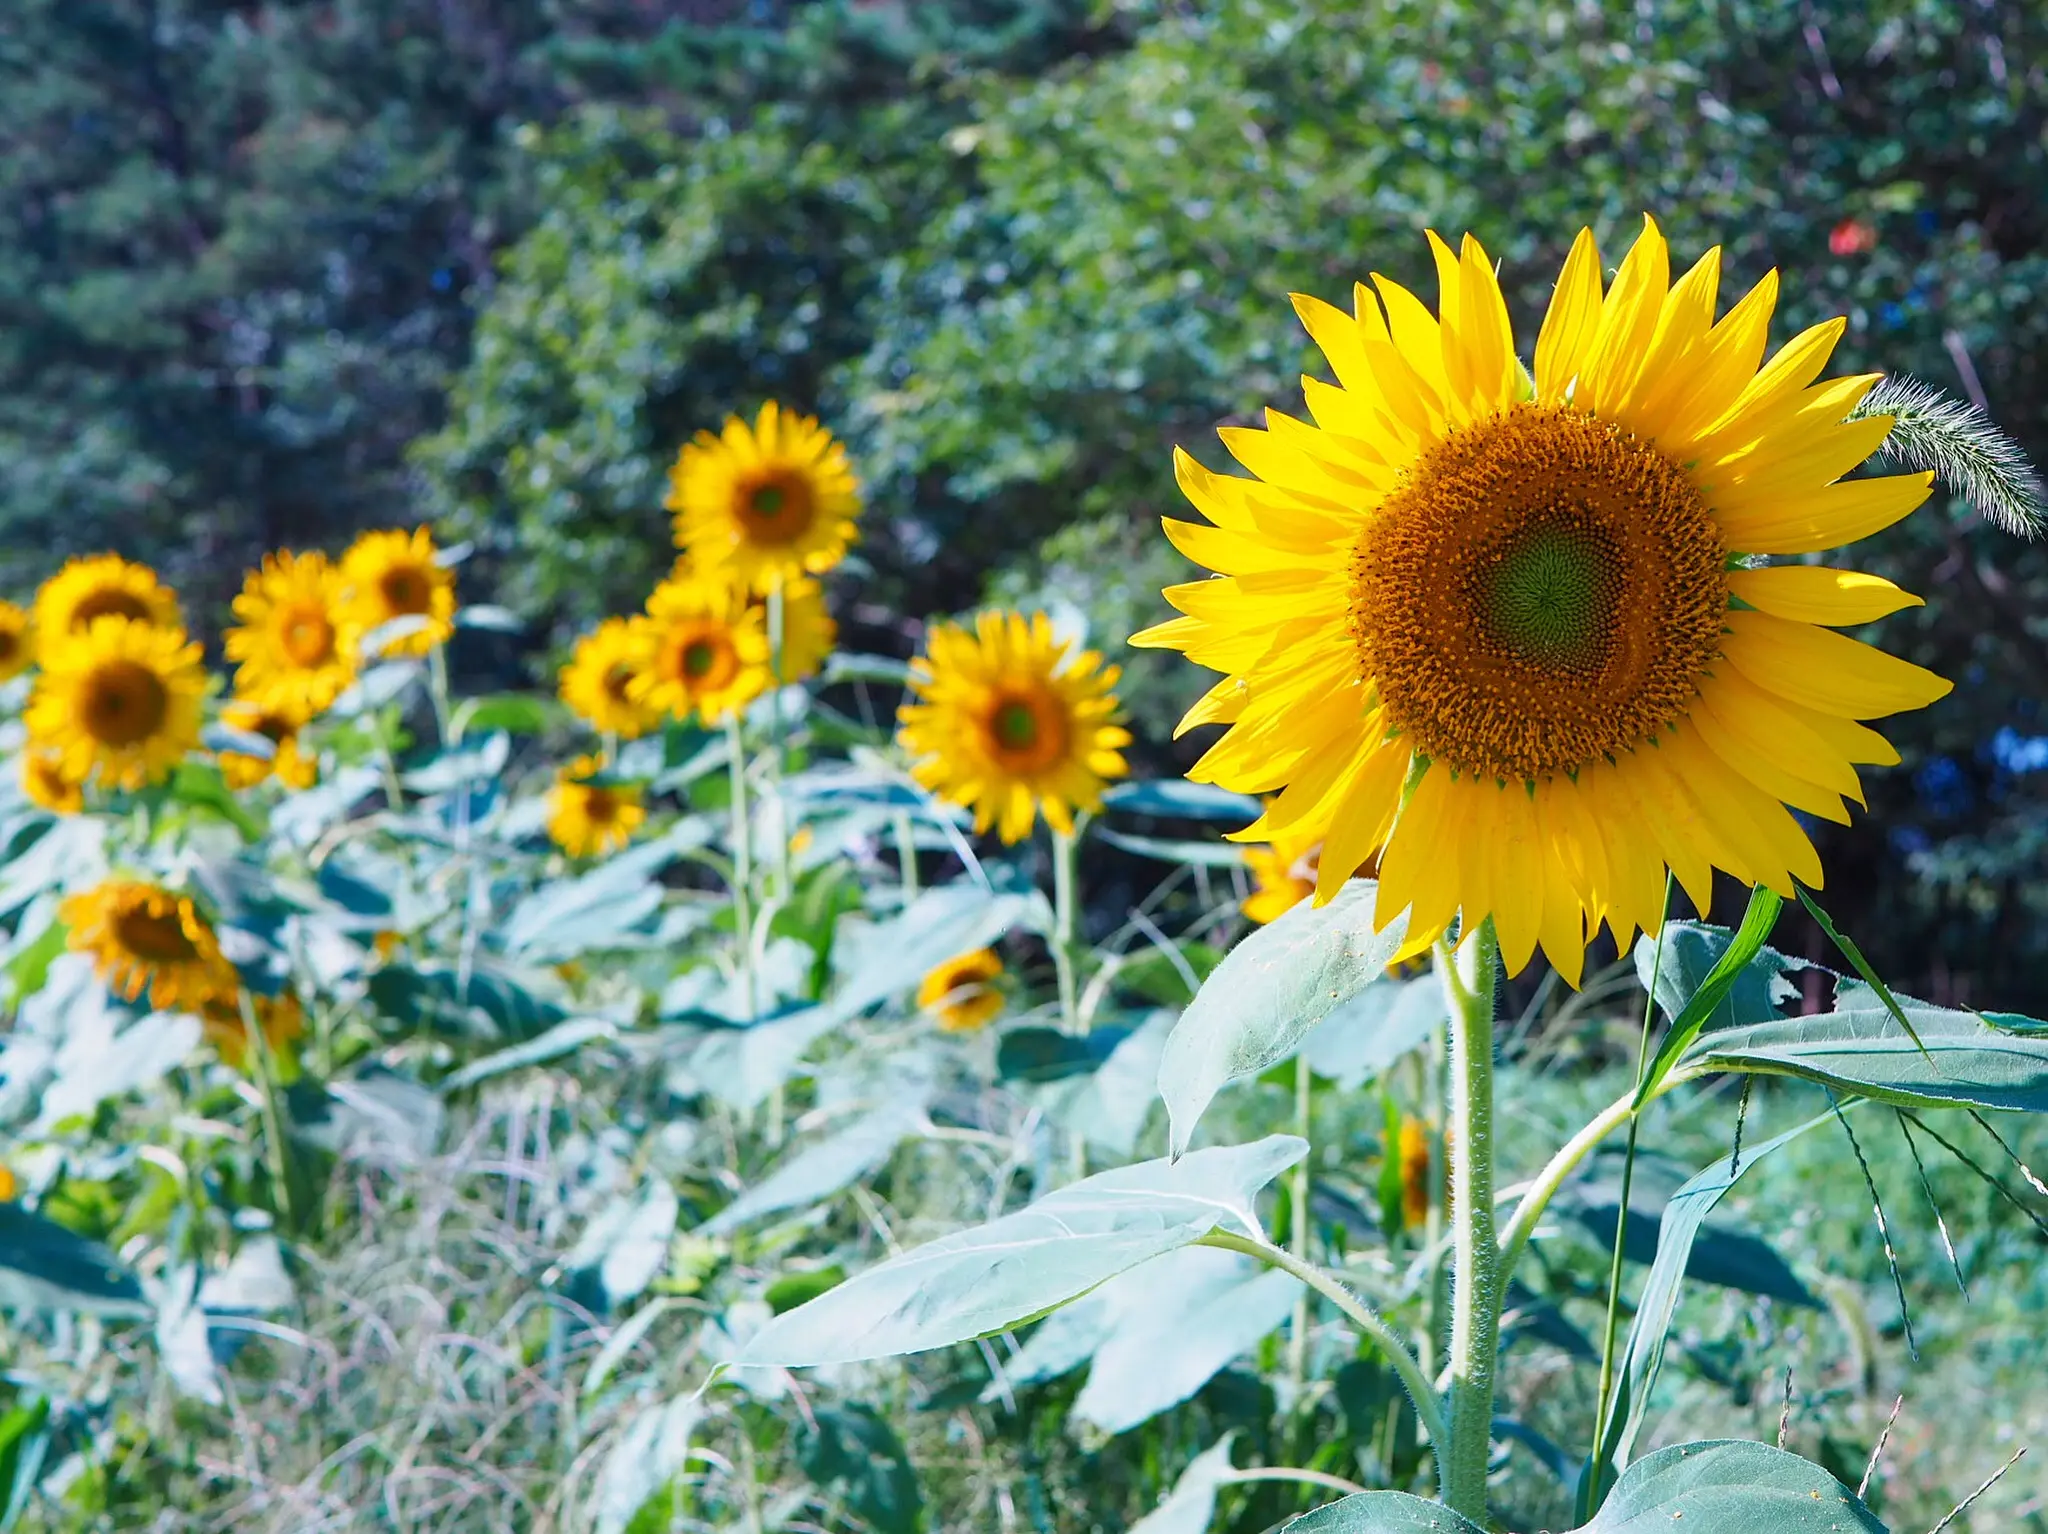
[750,484,786,517]
[682,640,719,679]
[1477,518,1620,672]
[993,700,1039,751]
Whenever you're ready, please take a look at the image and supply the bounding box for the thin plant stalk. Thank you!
[1050,824,1082,1031]
[1437,919,1500,1521]
[723,714,757,1030]
[893,810,921,901]
[236,989,296,1232]
[426,640,455,746]
[1287,1049,1313,1394]
[766,584,795,900]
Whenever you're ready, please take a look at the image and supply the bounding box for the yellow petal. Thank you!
[1720,608,1953,718]
[1642,268,1780,448]
[1579,215,1670,416]
[1726,566,1923,626]
[1534,227,1604,405]
[1688,694,1852,824]
[1487,783,1545,975]
[1692,669,1865,799]
[1714,470,1932,555]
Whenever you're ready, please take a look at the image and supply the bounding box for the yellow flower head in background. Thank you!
[61,878,236,1013]
[21,750,85,815]
[668,402,862,594]
[918,947,1005,1034]
[1243,825,1322,925]
[200,989,307,1075]
[218,698,318,791]
[34,555,182,639]
[559,616,662,739]
[1134,217,1950,984]
[0,601,34,681]
[28,617,206,791]
[765,576,837,685]
[1396,1117,1434,1230]
[898,610,1131,844]
[632,573,771,726]
[0,1165,16,1202]
[546,753,645,858]
[340,527,456,657]
[225,550,360,718]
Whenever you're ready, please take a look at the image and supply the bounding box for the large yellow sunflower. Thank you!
[0,601,33,681]
[224,550,359,718]
[1133,217,1950,985]
[667,402,863,594]
[898,610,1131,844]
[339,527,456,657]
[218,698,318,791]
[764,576,837,685]
[33,555,182,639]
[21,750,84,815]
[558,617,662,739]
[917,948,1005,1034]
[28,617,207,790]
[60,878,237,1013]
[630,574,771,726]
[546,754,646,858]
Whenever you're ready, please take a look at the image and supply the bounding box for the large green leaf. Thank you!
[367,961,567,1041]
[0,1204,149,1318]
[1683,982,2048,1111]
[1634,889,1784,1107]
[795,1405,924,1534]
[1159,882,1408,1156]
[1279,1493,1485,1531]
[1584,1440,1885,1532]
[1101,780,1261,823]
[730,1135,1305,1369]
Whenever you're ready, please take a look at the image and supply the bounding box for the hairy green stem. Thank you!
[1199,1228,1449,1456]
[1439,921,1500,1521]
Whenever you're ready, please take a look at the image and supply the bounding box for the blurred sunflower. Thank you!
[898,610,1130,844]
[631,574,770,725]
[200,989,306,1076]
[559,617,662,739]
[28,617,206,790]
[340,527,456,657]
[21,750,84,815]
[218,698,318,791]
[0,601,33,681]
[918,948,1005,1033]
[225,550,359,718]
[1134,217,1949,984]
[34,555,181,638]
[0,1166,16,1202]
[1396,1117,1434,1229]
[1243,826,1321,925]
[547,754,646,858]
[668,402,862,594]
[765,576,837,685]
[61,878,236,1012]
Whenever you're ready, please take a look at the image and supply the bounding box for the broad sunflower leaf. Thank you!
[728,1135,1305,1369]
[1633,888,1783,1108]
[1277,1493,1486,1532]
[1582,1440,1885,1532]
[1159,881,1407,1157]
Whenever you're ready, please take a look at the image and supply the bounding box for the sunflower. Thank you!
[340,527,456,657]
[898,610,1131,844]
[917,948,1005,1034]
[764,576,837,685]
[34,555,182,639]
[1396,1117,1435,1230]
[21,750,84,815]
[1133,217,1949,985]
[27,616,207,790]
[224,550,359,718]
[218,698,318,791]
[547,754,646,858]
[667,402,862,594]
[630,573,771,726]
[200,989,307,1076]
[559,617,662,738]
[1243,825,1321,925]
[0,601,33,681]
[60,878,237,1013]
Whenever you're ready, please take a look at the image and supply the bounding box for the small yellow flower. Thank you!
[0,601,34,681]
[218,698,319,791]
[631,573,771,726]
[224,550,360,719]
[764,576,836,685]
[559,616,663,738]
[61,878,237,1013]
[372,929,404,963]
[0,1166,16,1202]
[27,616,207,791]
[667,402,862,594]
[898,611,1131,844]
[547,754,646,858]
[34,555,181,639]
[1397,1117,1434,1230]
[21,750,84,815]
[200,989,307,1076]
[918,948,1005,1033]
[340,527,456,657]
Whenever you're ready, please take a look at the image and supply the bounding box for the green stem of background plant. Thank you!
[1051,824,1081,1031]
[724,714,757,1029]
[237,989,296,1232]
[426,641,455,747]
[1287,1049,1313,1394]
[766,585,795,900]
[1438,920,1500,1522]
[892,810,921,901]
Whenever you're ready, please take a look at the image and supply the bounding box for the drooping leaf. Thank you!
[0,1203,149,1318]
[1096,828,1252,869]
[1159,881,1407,1157]
[439,1017,618,1094]
[730,1136,1305,1369]
[998,1025,1133,1083]
[1583,1440,1885,1533]
[703,1096,929,1235]
[1102,780,1262,824]
[1128,1435,1240,1534]
[367,961,566,1040]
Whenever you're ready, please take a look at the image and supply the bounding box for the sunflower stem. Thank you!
[237,988,297,1234]
[766,584,795,901]
[1437,920,1500,1522]
[723,713,757,1030]
[1050,825,1081,1032]
[426,640,455,748]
